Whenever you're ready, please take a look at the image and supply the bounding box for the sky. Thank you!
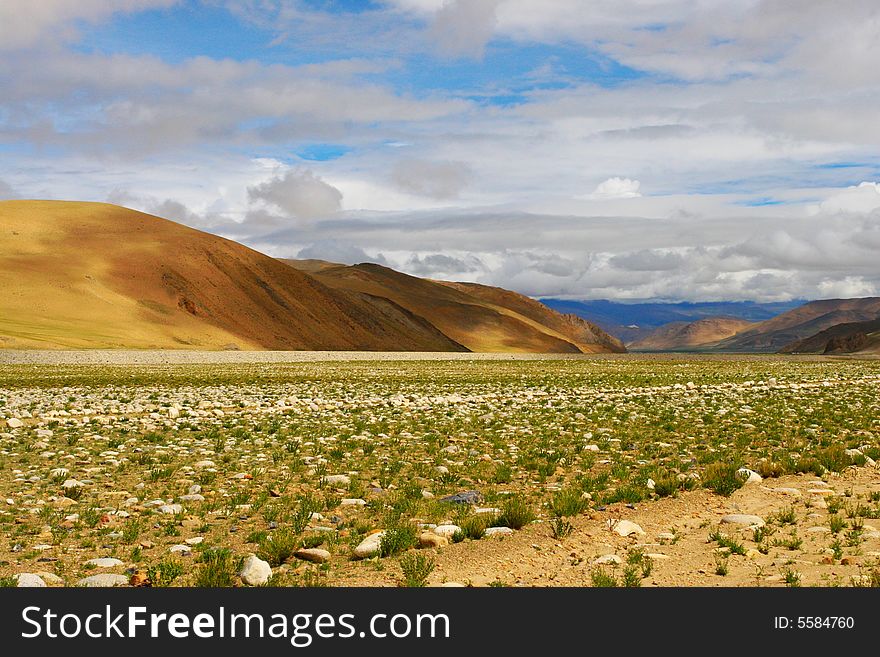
[2,0,880,302]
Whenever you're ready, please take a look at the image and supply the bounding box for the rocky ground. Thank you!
[0,355,878,588]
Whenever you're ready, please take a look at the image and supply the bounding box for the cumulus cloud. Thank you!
[588,177,642,200]
[248,170,343,219]
[429,0,500,59]
[391,159,472,199]
[405,253,484,276]
[0,0,177,51]
[817,182,880,214]
[296,241,387,266]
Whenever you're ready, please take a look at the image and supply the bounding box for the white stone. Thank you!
[15,573,47,587]
[323,474,350,486]
[353,532,385,559]
[5,418,23,429]
[612,520,646,537]
[158,503,184,515]
[737,468,762,484]
[593,554,622,565]
[294,548,331,564]
[77,574,129,587]
[721,514,765,527]
[432,524,461,538]
[86,557,124,568]
[484,526,514,537]
[340,498,366,506]
[240,554,272,586]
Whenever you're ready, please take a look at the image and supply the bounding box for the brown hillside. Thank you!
[438,280,625,353]
[713,298,880,352]
[780,318,880,354]
[0,201,465,351]
[285,261,623,353]
[629,317,753,351]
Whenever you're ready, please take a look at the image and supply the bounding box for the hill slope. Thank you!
[0,200,465,351]
[780,318,880,354]
[284,261,624,353]
[713,298,880,353]
[629,317,753,351]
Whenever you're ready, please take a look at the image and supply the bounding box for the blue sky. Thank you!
[1,0,880,302]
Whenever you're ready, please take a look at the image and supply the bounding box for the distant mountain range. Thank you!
[539,299,804,343]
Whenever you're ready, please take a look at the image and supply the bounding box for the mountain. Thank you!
[0,200,622,353]
[539,298,803,342]
[0,200,465,351]
[713,298,880,353]
[284,261,625,353]
[780,318,880,354]
[628,317,754,351]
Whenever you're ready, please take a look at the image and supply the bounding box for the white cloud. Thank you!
[248,170,343,220]
[816,182,880,214]
[430,0,500,59]
[391,159,472,199]
[588,177,642,200]
[0,0,177,51]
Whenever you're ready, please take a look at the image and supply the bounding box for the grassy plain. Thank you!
[1,355,879,587]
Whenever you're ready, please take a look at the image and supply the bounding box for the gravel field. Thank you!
[0,349,865,365]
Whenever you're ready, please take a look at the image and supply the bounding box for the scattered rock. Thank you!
[439,490,483,505]
[294,548,331,564]
[353,531,385,559]
[737,468,762,484]
[418,532,448,549]
[323,474,351,487]
[721,514,765,527]
[5,418,24,429]
[240,554,272,586]
[85,557,124,568]
[77,574,129,587]
[593,554,622,565]
[432,524,461,538]
[158,504,184,515]
[15,573,47,587]
[612,519,646,537]
[484,526,514,537]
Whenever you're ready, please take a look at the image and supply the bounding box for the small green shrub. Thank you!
[399,552,434,587]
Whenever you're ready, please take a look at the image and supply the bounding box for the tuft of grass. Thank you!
[715,554,729,576]
[702,462,744,497]
[551,486,590,517]
[195,548,240,588]
[590,568,618,588]
[257,528,299,566]
[709,528,746,555]
[494,495,535,530]
[379,520,418,557]
[782,567,801,587]
[399,552,434,587]
[549,517,574,540]
[147,558,185,587]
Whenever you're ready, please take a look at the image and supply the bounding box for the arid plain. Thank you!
[2,353,879,588]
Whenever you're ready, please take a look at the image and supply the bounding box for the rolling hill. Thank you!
[0,200,623,353]
[712,298,880,353]
[0,200,466,351]
[628,317,754,351]
[780,318,880,354]
[284,261,625,353]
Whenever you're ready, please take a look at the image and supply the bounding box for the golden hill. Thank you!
[628,317,753,351]
[0,201,464,351]
[284,260,624,353]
